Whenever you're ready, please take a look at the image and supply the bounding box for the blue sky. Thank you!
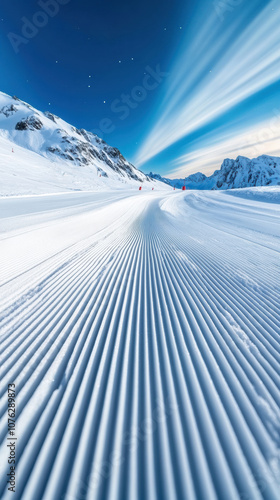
[0,0,279,177]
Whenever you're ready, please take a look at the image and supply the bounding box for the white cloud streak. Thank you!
[169,115,280,178]
[133,0,280,172]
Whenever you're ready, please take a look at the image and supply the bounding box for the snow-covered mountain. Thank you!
[211,155,280,189]
[149,155,280,190]
[0,91,158,195]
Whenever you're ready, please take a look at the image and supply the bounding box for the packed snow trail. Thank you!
[0,189,279,500]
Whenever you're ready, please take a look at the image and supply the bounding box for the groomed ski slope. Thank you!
[0,188,279,500]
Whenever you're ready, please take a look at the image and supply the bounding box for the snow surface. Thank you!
[0,134,169,196]
[0,187,279,500]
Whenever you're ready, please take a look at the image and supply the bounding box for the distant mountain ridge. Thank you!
[0,91,151,185]
[149,155,280,190]
[1,91,279,194]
